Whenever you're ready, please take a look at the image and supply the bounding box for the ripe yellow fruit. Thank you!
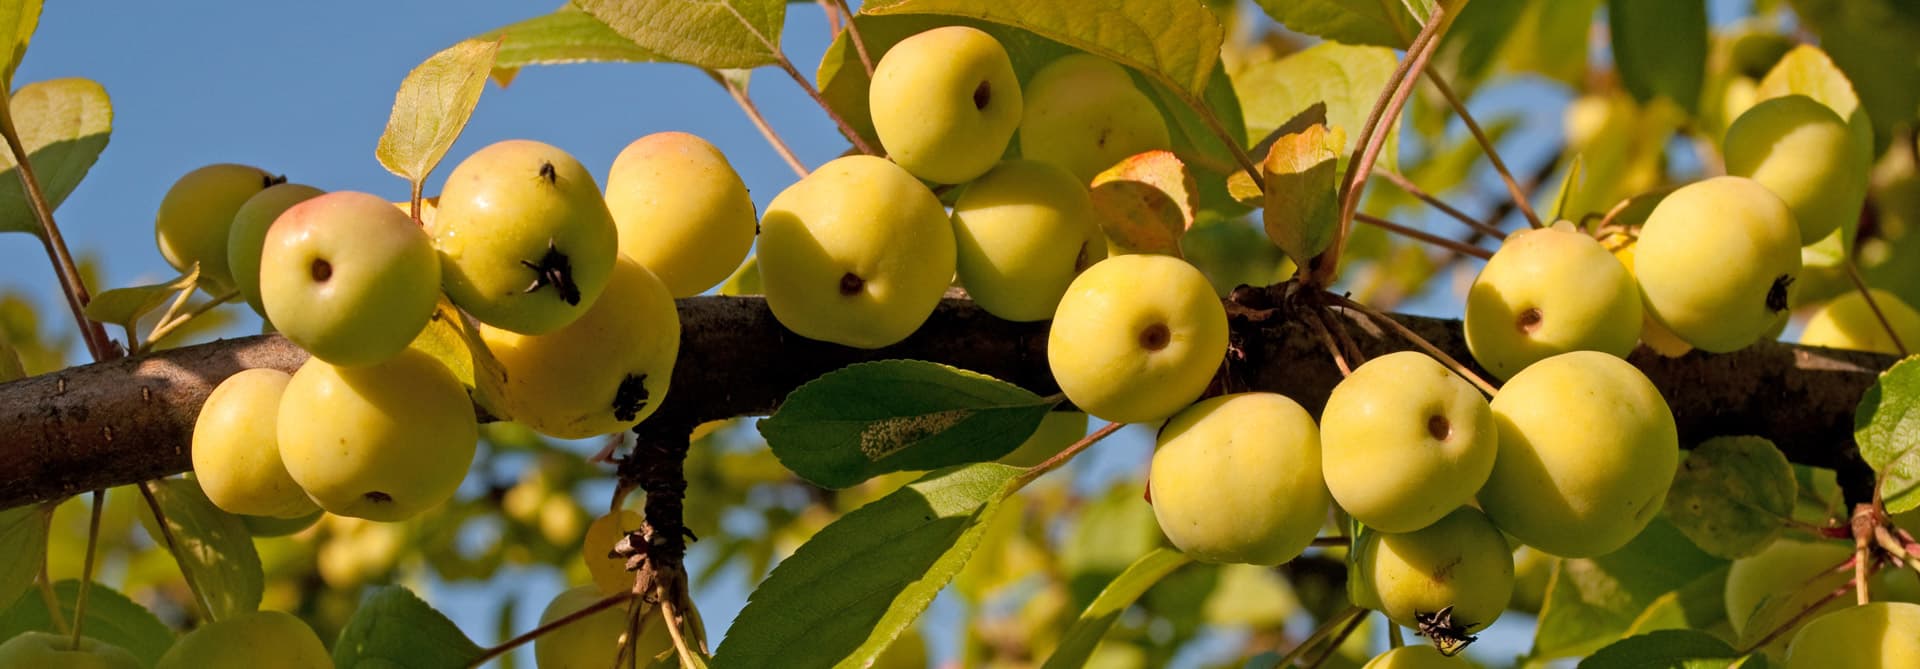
[998,411,1090,467]
[534,585,674,669]
[1800,289,1920,356]
[1725,94,1869,244]
[0,632,141,668]
[483,256,678,438]
[1635,176,1801,352]
[868,26,1022,184]
[951,160,1106,322]
[156,610,330,669]
[433,139,619,335]
[227,182,324,317]
[1018,53,1173,183]
[606,132,757,298]
[1480,351,1678,557]
[154,163,279,293]
[1150,393,1328,565]
[277,348,478,522]
[191,368,318,519]
[1349,507,1514,633]
[260,191,441,367]
[584,509,645,595]
[1320,351,1496,533]
[1465,225,1643,380]
[1361,644,1473,668]
[758,155,955,349]
[1048,254,1227,424]
[1606,233,1695,357]
[1784,602,1920,669]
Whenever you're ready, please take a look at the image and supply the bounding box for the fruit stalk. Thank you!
[709,70,808,179]
[1419,71,1544,229]
[466,589,636,668]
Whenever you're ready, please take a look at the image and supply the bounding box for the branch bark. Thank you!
[0,293,1894,509]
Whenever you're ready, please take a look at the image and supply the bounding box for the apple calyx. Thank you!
[520,238,582,305]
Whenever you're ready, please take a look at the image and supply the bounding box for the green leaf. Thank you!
[1855,356,1920,514]
[1061,484,1166,607]
[711,463,1020,669]
[575,0,786,69]
[1259,124,1343,269]
[756,360,1055,489]
[83,267,197,331]
[1754,44,1875,268]
[0,78,112,237]
[0,0,42,90]
[1608,0,1706,113]
[1041,548,1190,669]
[333,585,484,668]
[140,477,262,621]
[1577,629,1744,669]
[0,580,175,666]
[1623,566,1729,635]
[1666,436,1798,559]
[1251,0,1423,48]
[861,0,1224,96]
[1529,517,1727,662]
[474,5,665,86]
[1230,42,1400,175]
[376,38,499,185]
[0,506,47,612]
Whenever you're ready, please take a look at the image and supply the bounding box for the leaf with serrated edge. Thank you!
[0,0,41,90]
[757,360,1054,489]
[0,78,111,237]
[1251,0,1424,48]
[0,580,174,666]
[712,463,1019,669]
[141,477,262,620]
[0,506,47,613]
[575,0,786,70]
[333,585,484,668]
[1041,548,1190,669]
[376,38,499,184]
[1855,356,1920,514]
[1577,629,1744,669]
[1230,42,1398,175]
[473,5,664,86]
[1090,150,1196,256]
[1666,437,1798,559]
[1260,124,1344,269]
[84,266,197,330]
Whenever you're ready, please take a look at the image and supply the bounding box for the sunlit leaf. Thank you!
[1855,356,1920,514]
[1666,436,1798,558]
[83,266,196,332]
[0,78,111,236]
[333,585,485,668]
[1259,123,1343,269]
[474,5,664,86]
[576,0,786,69]
[139,477,263,620]
[376,38,499,185]
[1041,548,1190,669]
[1230,42,1398,175]
[1251,0,1423,48]
[1090,150,1196,256]
[0,0,42,90]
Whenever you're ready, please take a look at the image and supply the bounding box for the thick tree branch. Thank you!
[0,293,1894,509]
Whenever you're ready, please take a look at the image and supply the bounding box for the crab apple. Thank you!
[154,163,279,292]
[227,182,324,317]
[1800,288,1920,355]
[606,131,757,297]
[1634,176,1801,353]
[758,155,955,349]
[1784,602,1920,669]
[1320,351,1496,533]
[868,26,1022,184]
[1018,53,1173,183]
[0,632,140,669]
[1349,507,1514,634]
[998,411,1090,467]
[1479,351,1678,557]
[1149,393,1329,565]
[534,585,673,669]
[191,368,318,519]
[1724,94,1869,244]
[1465,224,1643,380]
[951,159,1106,322]
[1361,644,1473,668]
[482,255,678,439]
[259,191,440,366]
[432,139,618,335]
[1048,254,1227,424]
[276,348,478,522]
[155,610,330,669]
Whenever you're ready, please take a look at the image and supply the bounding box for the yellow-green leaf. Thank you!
[408,300,511,419]
[575,0,787,70]
[0,0,42,90]
[474,5,665,86]
[1251,0,1424,48]
[0,506,46,613]
[376,38,500,184]
[0,78,112,237]
[1260,124,1344,268]
[1090,150,1196,256]
[84,266,196,331]
[1231,42,1398,175]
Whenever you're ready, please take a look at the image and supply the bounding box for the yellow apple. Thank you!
[1349,507,1514,633]
[1800,289,1920,355]
[584,509,645,595]
[156,610,330,669]
[606,131,757,298]
[1018,53,1173,183]
[1784,602,1920,669]
[534,585,673,669]
[1361,644,1472,668]
[154,163,279,293]
[1320,351,1496,533]
[1465,224,1643,380]
[0,632,140,669]
[868,26,1022,184]
[1048,254,1227,424]
[227,182,324,317]
[1635,176,1801,352]
[951,159,1105,322]
[1150,393,1329,565]
[259,191,441,366]
[1725,94,1869,245]
[191,368,318,519]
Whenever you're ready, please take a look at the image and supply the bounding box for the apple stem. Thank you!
[1387,619,1405,649]
[1302,304,1356,377]
[467,590,638,668]
[1375,169,1506,238]
[136,481,214,623]
[709,70,809,179]
[0,95,117,362]
[1306,607,1373,669]
[1013,421,1123,489]
[1842,259,1910,357]
[34,518,69,638]
[1421,71,1544,230]
[1353,213,1494,260]
[830,0,875,80]
[66,489,103,650]
[1273,605,1365,669]
[1324,291,1500,397]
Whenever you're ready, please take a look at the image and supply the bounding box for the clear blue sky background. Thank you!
[0,1,1756,667]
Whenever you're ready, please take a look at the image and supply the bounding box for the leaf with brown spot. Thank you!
[1089,150,1196,256]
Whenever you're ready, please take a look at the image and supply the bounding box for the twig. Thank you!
[0,98,113,361]
[1305,605,1371,669]
[138,290,236,354]
[1273,606,1365,669]
[1420,72,1543,229]
[1387,619,1404,649]
[1302,307,1354,377]
[1012,421,1123,489]
[68,489,103,650]
[136,481,212,622]
[1843,259,1909,357]
[1354,213,1493,260]
[769,53,878,157]
[1738,581,1853,654]
[831,0,874,79]
[1325,292,1499,397]
[1375,170,1504,237]
[465,591,637,667]
[708,71,808,179]
[661,591,701,668]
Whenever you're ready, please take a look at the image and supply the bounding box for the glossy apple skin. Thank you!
[868,26,1022,184]
[1360,644,1473,668]
[1150,392,1329,566]
[259,191,440,366]
[1048,254,1227,424]
[951,159,1105,322]
[606,131,756,298]
[1784,602,1920,669]
[1349,507,1514,632]
[1724,94,1869,244]
[227,182,324,317]
[482,255,679,439]
[1320,351,1496,533]
[276,348,477,522]
[1479,351,1678,558]
[758,155,955,349]
[535,585,673,669]
[1465,225,1642,380]
[1635,176,1801,353]
[1801,288,1920,355]
[191,368,318,519]
[432,139,619,335]
[1018,53,1172,183]
[154,163,277,293]
[0,631,141,669]
[155,610,330,669]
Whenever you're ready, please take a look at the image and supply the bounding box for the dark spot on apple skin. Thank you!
[612,374,650,422]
